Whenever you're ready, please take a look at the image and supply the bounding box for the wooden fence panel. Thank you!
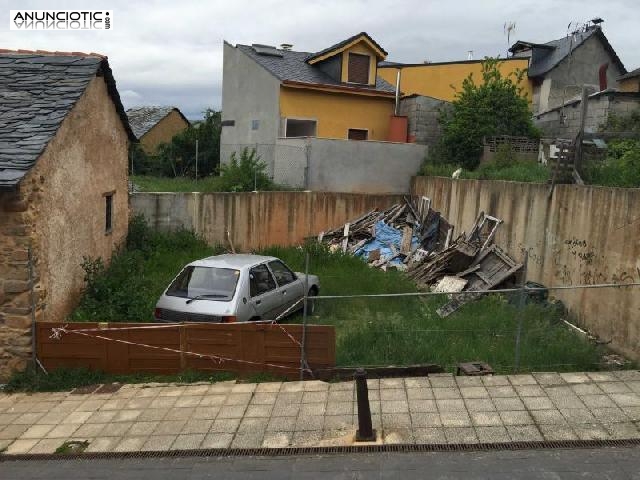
[36,322,335,378]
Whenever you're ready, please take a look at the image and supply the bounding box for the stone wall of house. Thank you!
[0,191,36,378]
[534,92,640,138]
[399,95,450,148]
[0,76,129,380]
[140,109,190,154]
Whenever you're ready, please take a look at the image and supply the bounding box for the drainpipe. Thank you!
[394,69,401,116]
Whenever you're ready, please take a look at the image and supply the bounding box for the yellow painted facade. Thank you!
[378,58,532,101]
[139,110,190,154]
[279,86,394,140]
[619,77,640,92]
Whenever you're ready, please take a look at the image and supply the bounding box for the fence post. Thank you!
[514,251,529,373]
[179,324,187,372]
[304,141,311,189]
[300,251,310,380]
[354,368,375,441]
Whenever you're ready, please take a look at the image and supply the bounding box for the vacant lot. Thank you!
[70,219,609,374]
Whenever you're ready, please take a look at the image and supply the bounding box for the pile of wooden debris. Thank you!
[317,197,524,317]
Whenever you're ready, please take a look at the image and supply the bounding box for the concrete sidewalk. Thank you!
[1,371,639,455]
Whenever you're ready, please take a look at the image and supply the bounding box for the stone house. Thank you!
[126,106,190,154]
[0,50,134,379]
[509,24,626,115]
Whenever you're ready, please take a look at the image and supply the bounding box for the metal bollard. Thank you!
[354,368,376,442]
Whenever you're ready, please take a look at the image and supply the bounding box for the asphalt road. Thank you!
[2,447,640,479]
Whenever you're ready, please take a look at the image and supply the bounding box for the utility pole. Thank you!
[195,139,199,182]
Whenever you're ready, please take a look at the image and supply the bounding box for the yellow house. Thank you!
[221,32,399,147]
[126,106,190,154]
[618,68,640,92]
[378,58,532,102]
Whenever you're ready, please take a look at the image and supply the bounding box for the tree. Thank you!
[438,58,538,170]
[131,109,222,177]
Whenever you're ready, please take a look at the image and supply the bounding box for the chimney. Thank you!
[280,43,293,51]
[467,50,474,60]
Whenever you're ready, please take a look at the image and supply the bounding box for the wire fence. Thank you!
[220,142,308,188]
[291,251,640,378]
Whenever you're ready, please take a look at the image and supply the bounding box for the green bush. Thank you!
[438,58,539,170]
[218,147,274,192]
[70,216,220,322]
[583,139,640,187]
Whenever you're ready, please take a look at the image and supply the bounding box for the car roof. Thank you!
[189,254,279,270]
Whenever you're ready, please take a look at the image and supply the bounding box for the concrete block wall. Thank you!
[399,95,450,148]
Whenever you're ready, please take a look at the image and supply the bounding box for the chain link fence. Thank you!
[220,142,308,188]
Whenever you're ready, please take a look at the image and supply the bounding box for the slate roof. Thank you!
[0,50,134,189]
[511,27,626,78]
[619,67,640,81]
[304,32,388,63]
[237,44,395,93]
[126,106,190,139]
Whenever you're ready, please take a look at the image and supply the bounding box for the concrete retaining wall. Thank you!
[273,137,427,193]
[411,176,640,360]
[130,191,402,252]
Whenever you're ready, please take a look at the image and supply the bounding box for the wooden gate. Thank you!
[36,322,335,379]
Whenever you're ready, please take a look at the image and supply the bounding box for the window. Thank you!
[251,119,260,130]
[104,193,113,233]
[249,264,277,297]
[285,119,317,137]
[348,53,370,84]
[166,266,240,302]
[348,129,368,141]
[268,260,296,286]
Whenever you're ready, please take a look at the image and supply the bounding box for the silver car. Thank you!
[154,254,320,323]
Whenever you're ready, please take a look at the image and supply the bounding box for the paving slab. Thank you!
[1,370,639,455]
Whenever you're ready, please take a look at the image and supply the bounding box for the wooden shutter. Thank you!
[348,53,370,84]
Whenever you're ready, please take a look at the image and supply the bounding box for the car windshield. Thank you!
[166,266,240,302]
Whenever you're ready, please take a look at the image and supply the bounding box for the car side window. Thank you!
[268,260,296,286]
[249,264,276,297]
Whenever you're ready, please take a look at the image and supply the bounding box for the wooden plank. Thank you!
[37,322,335,377]
[400,226,413,255]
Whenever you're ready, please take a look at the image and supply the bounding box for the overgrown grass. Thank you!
[420,161,550,183]
[3,366,281,393]
[68,222,612,377]
[261,244,606,374]
[131,175,228,192]
[131,175,298,193]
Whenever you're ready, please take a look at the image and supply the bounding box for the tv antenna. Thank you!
[504,21,516,56]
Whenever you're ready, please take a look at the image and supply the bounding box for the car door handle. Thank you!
[282,290,287,295]
[255,300,261,305]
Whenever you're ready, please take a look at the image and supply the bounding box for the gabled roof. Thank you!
[0,49,135,189]
[619,67,640,81]
[126,106,190,139]
[236,44,395,94]
[305,32,388,65]
[510,26,626,78]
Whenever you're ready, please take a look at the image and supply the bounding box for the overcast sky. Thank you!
[1,0,639,119]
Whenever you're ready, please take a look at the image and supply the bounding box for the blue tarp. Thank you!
[354,220,419,265]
